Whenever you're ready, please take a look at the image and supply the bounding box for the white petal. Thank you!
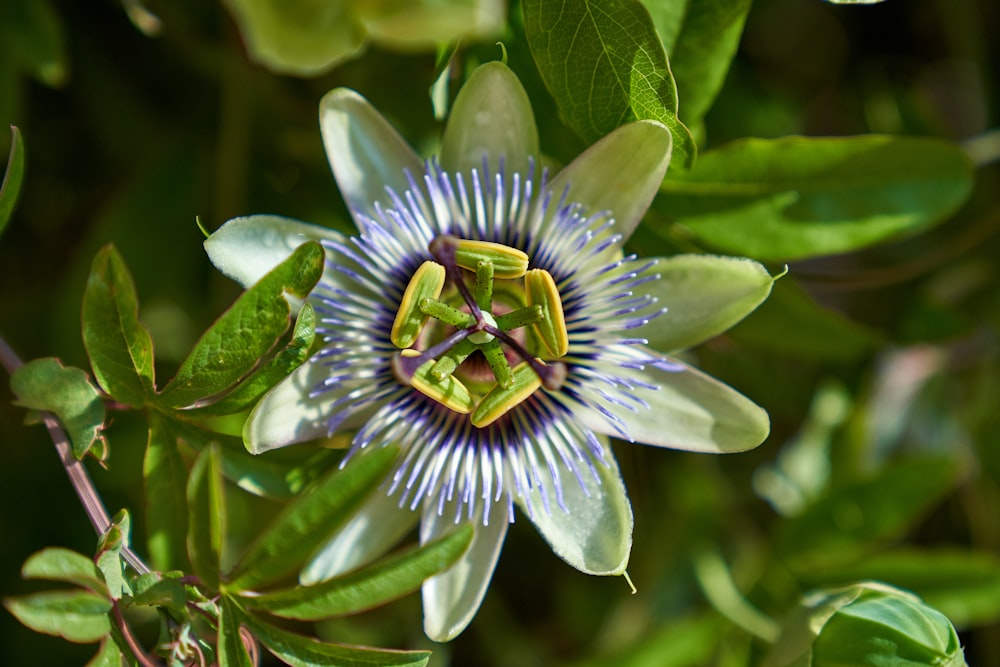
[243,356,380,453]
[517,438,633,575]
[546,121,672,244]
[320,88,424,217]
[301,488,419,584]
[420,506,508,642]
[204,214,346,289]
[578,350,770,453]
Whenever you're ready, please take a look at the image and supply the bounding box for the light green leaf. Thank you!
[10,357,107,461]
[356,0,504,49]
[244,613,430,667]
[21,548,107,596]
[241,523,472,619]
[219,597,254,667]
[642,0,751,131]
[226,446,399,591]
[86,638,126,667]
[4,590,112,643]
[129,571,188,618]
[95,510,133,601]
[184,303,316,417]
[158,241,323,409]
[777,456,963,571]
[523,0,695,167]
[221,0,366,76]
[800,549,1000,629]
[187,444,226,590]
[82,244,155,408]
[633,254,774,352]
[144,412,191,572]
[659,135,974,261]
[1,125,25,237]
[728,278,882,361]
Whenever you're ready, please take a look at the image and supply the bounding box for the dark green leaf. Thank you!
[187,444,226,589]
[143,412,191,572]
[217,441,334,501]
[21,548,107,596]
[777,456,963,571]
[226,447,399,591]
[0,125,25,237]
[219,597,254,667]
[523,0,695,167]
[82,244,156,407]
[242,523,473,619]
[86,637,126,667]
[659,135,973,260]
[185,302,317,417]
[642,0,751,131]
[4,590,112,643]
[128,571,187,618]
[10,357,107,460]
[243,613,430,667]
[157,241,324,409]
[728,278,882,361]
[801,549,1000,629]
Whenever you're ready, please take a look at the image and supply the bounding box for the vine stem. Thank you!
[0,333,150,575]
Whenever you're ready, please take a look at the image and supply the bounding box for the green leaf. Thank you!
[4,590,112,643]
[144,413,191,572]
[10,357,107,460]
[777,456,963,571]
[659,135,974,261]
[184,302,317,417]
[157,241,324,409]
[642,0,752,131]
[217,441,334,501]
[219,597,254,667]
[242,523,473,619]
[21,548,107,596]
[187,444,226,590]
[82,244,156,407]
[0,125,25,237]
[728,278,882,361]
[800,549,1000,629]
[523,0,695,167]
[129,571,188,618]
[86,637,126,667]
[226,446,399,592]
[95,510,132,601]
[243,613,430,667]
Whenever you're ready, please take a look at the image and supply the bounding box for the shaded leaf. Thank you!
[1,125,25,237]
[10,357,106,460]
[242,523,473,619]
[642,0,751,130]
[4,590,112,643]
[219,597,254,667]
[244,612,430,667]
[86,637,126,667]
[523,0,695,167]
[226,447,399,591]
[659,136,973,260]
[187,444,226,590]
[128,571,187,618]
[143,412,191,572]
[157,241,324,409]
[82,244,155,408]
[21,548,107,596]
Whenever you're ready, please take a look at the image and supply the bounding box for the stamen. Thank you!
[391,261,445,348]
[474,260,494,311]
[494,305,544,331]
[411,359,475,414]
[453,239,529,280]
[471,362,542,428]
[480,340,513,389]
[525,268,569,357]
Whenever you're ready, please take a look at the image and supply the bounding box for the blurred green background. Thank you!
[2,0,999,664]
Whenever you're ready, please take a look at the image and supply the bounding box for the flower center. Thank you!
[390,235,569,428]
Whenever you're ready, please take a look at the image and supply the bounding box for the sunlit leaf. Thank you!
[82,244,155,408]
[244,612,431,666]
[187,444,226,590]
[219,597,254,667]
[95,509,132,601]
[10,357,106,460]
[0,125,25,237]
[86,637,126,667]
[523,0,696,167]
[659,136,973,260]
[157,241,323,409]
[4,590,111,643]
[21,548,107,596]
[226,446,399,591]
[242,523,473,619]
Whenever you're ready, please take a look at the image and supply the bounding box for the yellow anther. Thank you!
[391,261,446,349]
[410,360,475,414]
[525,269,569,357]
[454,239,529,279]
[470,362,542,428]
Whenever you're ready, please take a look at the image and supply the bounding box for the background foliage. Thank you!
[2,0,999,664]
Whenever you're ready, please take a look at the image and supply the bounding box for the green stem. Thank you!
[692,546,780,643]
